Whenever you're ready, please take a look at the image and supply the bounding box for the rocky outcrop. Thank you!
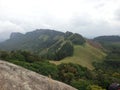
[10,32,24,39]
[0,60,77,90]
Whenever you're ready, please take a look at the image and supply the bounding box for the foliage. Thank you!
[67,33,86,45]
[57,63,88,84]
[0,35,120,90]
[87,85,105,90]
[94,36,120,43]
[0,51,9,60]
[47,41,74,60]
[93,45,120,88]
[0,49,119,90]
[51,43,106,70]
[0,30,86,60]
[56,41,73,60]
[71,80,90,90]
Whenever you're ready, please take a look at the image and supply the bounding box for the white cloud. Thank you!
[0,0,120,40]
[0,20,25,41]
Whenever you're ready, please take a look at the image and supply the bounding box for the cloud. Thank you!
[115,9,120,21]
[0,0,120,41]
[66,16,120,38]
[0,20,25,41]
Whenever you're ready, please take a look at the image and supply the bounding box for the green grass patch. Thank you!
[50,43,106,70]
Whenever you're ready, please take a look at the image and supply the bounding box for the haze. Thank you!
[0,0,120,41]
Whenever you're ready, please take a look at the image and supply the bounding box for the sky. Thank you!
[0,0,120,41]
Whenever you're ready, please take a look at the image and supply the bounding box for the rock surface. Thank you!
[0,60,77,90]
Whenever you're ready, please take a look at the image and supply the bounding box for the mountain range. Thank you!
[0,29,85,60]
[0,29,106,69]
[0,29,120,69]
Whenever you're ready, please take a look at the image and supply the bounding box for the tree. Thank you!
[71,80,90,90]
[0,51,9,60]
[56,41,73,60]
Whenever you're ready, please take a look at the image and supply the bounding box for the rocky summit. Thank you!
[0,60,77,90]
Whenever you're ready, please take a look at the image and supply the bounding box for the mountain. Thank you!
[0,29,107,69]
[0,60,76,90]
[94,35,120,43]
[0,29,65,51]
[94,35,120,50]
[0,32,119,90]
[0,29,85,60]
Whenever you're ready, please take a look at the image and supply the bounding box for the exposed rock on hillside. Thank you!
[0,60,77,90]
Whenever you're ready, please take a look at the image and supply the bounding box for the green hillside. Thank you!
[94,35,120,43]
[0,29,107,70]
[94,35,120,53]
[50,43,106,70]
[0,29,85,60]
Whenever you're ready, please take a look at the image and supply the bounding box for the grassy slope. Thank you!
[50,43,106,70]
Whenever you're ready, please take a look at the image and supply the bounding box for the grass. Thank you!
[50,43,106,70]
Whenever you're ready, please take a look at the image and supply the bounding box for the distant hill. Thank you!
[0,29,85,60]
[0,60,76,90]
[94,35,120,50]
[94,36,120,43]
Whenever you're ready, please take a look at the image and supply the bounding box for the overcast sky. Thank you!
[0,0,120,41]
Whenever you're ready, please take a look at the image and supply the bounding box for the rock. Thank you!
[0,60,77,90]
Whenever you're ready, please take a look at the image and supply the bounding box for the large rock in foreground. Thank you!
[0,60,77,90]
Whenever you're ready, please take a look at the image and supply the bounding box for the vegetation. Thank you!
[50,43,106,70]
[46,41,74,60]
[0,31,120,90]
[0,29,85,60]
[94,36,120,43]
[94,35,120,51]
[93,43,120,72]
[0,45,119,90]
[93,36,120,89]
[0,50,106,90]
[66,33,86,45]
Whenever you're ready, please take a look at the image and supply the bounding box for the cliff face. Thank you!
[10,32,24,39]
[0,60,77,90]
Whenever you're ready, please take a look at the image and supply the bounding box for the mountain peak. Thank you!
[10,32,24,39]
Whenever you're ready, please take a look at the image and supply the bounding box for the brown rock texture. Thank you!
[0,60,77,90]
